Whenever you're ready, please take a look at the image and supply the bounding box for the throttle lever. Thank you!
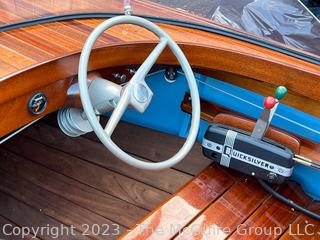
[252,86,287,139]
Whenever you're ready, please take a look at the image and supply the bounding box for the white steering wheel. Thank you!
[78,15,200,170]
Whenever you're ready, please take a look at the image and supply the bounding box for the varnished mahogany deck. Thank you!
[0,114,319,239]
[122,173,319,239]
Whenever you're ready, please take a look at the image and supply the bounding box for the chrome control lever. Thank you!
[251,86,320,170]
[251,86,287,139]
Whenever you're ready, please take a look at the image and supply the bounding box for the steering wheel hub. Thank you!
[134,83,149,103]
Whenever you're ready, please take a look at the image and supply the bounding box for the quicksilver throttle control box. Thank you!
[202,124,294,184]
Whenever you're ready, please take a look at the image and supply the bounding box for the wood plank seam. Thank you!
[0,204,41,240]
[80,117,212,176]
[225,192,274,239]
[0,168,123,239]
[171,176,245,239]
[6,135,170,211]
[228,182,312,240]
[83,135,196,177]
[175,175,271,240]
[22,133,174,197]
[121,165,242,239]
[0,147,134,229]
[172,175,263,239]
[0,163,128,231]
[0,188,89,239]
[226,191,275,239]
[0,212,24,231]
[277,200,315,239]
[25,122,190,195]
[2,136,159,213]
[14,124,190,197]
[42,117,198,178]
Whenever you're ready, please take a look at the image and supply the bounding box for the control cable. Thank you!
[257,178,320,220]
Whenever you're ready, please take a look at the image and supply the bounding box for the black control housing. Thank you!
[202,124,294,184]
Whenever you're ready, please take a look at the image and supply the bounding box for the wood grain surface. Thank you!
[0,204,42,240]
[4,135,170,211]
[280,201,320,240]
[122,168,318,240]
[0,0,211,26]
[174,177,268,240]
[0,117,208,239]
[0,169,122,240]
[120,165,239,240]
[0,193,83,240]
[0,114,319,239]
[0,78,71,137]
[228,182,311,240]
[0,0,319,138]
[0,146,149,227]
[0,0,319,90]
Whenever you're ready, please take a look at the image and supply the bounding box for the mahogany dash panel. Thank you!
[0,78,71,137]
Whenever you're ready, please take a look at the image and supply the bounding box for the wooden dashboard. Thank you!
[0,0,319,138]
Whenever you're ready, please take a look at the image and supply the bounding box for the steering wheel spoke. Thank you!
[130,38,168,84]
[104,85,131,136]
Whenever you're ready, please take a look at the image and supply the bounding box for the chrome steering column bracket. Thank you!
[58,77,122,137]
[58,74,154,137]
[88,77,122,114]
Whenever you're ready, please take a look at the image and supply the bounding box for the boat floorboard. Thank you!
[121,168,319,240]
[0,114,319,239]
[0,114,210,239]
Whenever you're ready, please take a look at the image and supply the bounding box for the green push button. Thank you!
[275,86,287,100]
